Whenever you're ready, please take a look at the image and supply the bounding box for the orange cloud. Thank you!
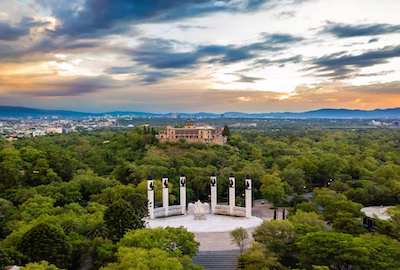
[0,65,399,112]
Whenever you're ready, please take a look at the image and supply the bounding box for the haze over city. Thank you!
[1,0,400,112]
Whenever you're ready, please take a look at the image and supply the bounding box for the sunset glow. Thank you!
[0,0,399,112]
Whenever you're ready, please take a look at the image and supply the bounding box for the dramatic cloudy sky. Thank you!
[0,0,400,112]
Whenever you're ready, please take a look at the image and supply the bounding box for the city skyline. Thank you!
[1,0,400,112]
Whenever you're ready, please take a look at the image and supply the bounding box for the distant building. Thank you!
[229,122,257,128]
[370,120,400,128]
[157,124,227,145]
[46,127,63,134]
[32,129,46,137]
[370,120,383,127]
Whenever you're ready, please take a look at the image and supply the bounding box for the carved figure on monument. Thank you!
[245,179,251,190]
[148,181,154,191]
[180,178,186,187]
[229,179,234,188]
[211,178,216,186]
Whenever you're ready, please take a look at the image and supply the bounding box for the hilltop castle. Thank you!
[157,123,227,145]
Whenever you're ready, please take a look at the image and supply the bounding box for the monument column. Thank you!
[245,177,252,218]
[147,177,154,219]
[180,175,187,215]
[162,177,169,217]
[210,175,217,213]
[229,176,235,215]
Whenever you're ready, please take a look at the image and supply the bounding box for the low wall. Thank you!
[154,205,184,218]
[169,205,184,216]
[214,205,246,217]
[232,206,246,217]
[214,205,229,215]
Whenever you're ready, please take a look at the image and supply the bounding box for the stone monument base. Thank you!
[146,214,263,233]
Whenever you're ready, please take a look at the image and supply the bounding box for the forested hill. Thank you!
[1,128,400,269]
[1,105,400,119]
[223,108,400,118]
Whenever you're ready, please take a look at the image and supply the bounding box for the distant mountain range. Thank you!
[222,108,400,119]
[0,106,400,119]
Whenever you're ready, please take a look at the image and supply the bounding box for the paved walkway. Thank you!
[191,202,287,269]
[193,205,274,270]
[193,204,287,270]
[195,228,255,251]
[252,200,287,219]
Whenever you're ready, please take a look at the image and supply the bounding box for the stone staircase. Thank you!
[193,250,240,270]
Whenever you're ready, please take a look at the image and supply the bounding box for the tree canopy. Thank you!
[0,127,400,269]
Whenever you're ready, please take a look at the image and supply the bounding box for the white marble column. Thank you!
[229,176,235,215]
[210,175,217,213]
[162,177,169,217]
[245,178,252,218]
[147,178,154,219]
[180,175,186,215]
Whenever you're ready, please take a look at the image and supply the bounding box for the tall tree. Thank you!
[0,198,15,239]
[296,232,400,270]
[0,147,23,189]
[238,242,283,270]
[104,199,145,241]
[253,220,295,256]
[230,227,249,254]
[17,223,71,269]
[0,248,13,270]
[260,173,287,206]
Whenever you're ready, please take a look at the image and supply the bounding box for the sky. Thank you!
[0,0,399,112]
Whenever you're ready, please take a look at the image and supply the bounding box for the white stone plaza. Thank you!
[146,213,263,233]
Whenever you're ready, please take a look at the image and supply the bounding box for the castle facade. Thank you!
[157,124,227,145]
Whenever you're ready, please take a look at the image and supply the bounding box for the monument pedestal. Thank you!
[229,177,235,215]
[245,179,252,218]
[180,176,187,215]
[147,179,154,219]
[210,176,217,213]
[162,177,169,217]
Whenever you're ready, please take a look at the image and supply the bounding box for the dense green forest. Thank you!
[1,127,400,269]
